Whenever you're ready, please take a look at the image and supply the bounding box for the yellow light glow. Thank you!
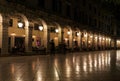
[11,32,16,36]
[55,29,59,33]
[18,22,23,28]
[54,37,58,40]
[65,38,68,41]
[32,35,36,38]
[90,35,93,38]
[77,32,80,36]
[39,26,43,31]
[67,31,70,35]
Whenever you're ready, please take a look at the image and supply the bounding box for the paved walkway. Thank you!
[0,50,120,81]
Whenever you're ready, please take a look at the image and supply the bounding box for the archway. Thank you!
[63,26,72,49]
[9,13,32,53]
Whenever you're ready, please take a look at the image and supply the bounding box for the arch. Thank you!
[53,22,62,43]
[14,13,29,28]
[12,13,33,52]
[36,18,48,48]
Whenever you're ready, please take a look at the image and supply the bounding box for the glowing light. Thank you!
[67,31,70,35]
[77,32,80,36]
[32,35,36,38]
[65,38,68,41]
[39,26,43,31]
[18,22,24,28]
[55,29,59,33]
[11,32,16,36]
[54,37,58,40]
[73,39,76,41]
[90,35,93,38]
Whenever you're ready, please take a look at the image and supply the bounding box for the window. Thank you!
[82,0,86,6]
[34,23,39,30]
[9,0,25,4]
[52,0,62,12]
[38,0,45,8]
[9,19,13,27]
[66,4,71,17]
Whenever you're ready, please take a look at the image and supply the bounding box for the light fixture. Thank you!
[103,38,105,40]
[95,36,97,39]
[90,35,93,38]
[67,31,70,35]
[11,32,16,36]
[55,29,59,33]
[84,34,87,37]
[18,22,24,28]
[32,35,36,38]
[77,32,80,36]
[38,26,43,31]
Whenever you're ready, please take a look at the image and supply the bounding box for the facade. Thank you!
[0,0,117,55]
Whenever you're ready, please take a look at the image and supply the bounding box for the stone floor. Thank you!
[0,50,120,81]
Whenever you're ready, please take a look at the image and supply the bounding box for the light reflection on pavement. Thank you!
[0,50,120,81]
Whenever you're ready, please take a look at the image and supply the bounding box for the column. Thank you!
[25,23,33,53]
[77,31,80,47]
[58,27,63,43]
[0,17,9,55]
[69,29,73,49]
[92,33,95,50]
[80,32,82,51]
[46,27,50,53]
[86,33,89,50]
[11,35,15,50]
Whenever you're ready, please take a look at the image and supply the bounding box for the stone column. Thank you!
[92,33,95,50]
[80,32,82,51]
[69,29,73,49]
[11,35,15,50]
[0,16,9,55]
[113,20,117,50]
[46,27,50,53]
[86,33,89,50]
[77,31,80,47]
[25,23,33,53]
[58,27,62,43]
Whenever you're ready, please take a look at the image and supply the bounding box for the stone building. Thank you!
[0,0,117,55]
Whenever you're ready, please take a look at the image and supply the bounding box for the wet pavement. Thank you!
[0,50,120,81]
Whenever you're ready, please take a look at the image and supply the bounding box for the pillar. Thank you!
[46,26,50,52]
[58,27,63,43]
[25,23,33,53]
[77,31,80,47]
[0,16,9,55]
[92,33,95,50]
[69,29,73,49]
[11,35,15,50]
[80,32,82,51]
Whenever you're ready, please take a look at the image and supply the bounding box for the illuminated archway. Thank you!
[63,26,72,48]
[11,13,32,52]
